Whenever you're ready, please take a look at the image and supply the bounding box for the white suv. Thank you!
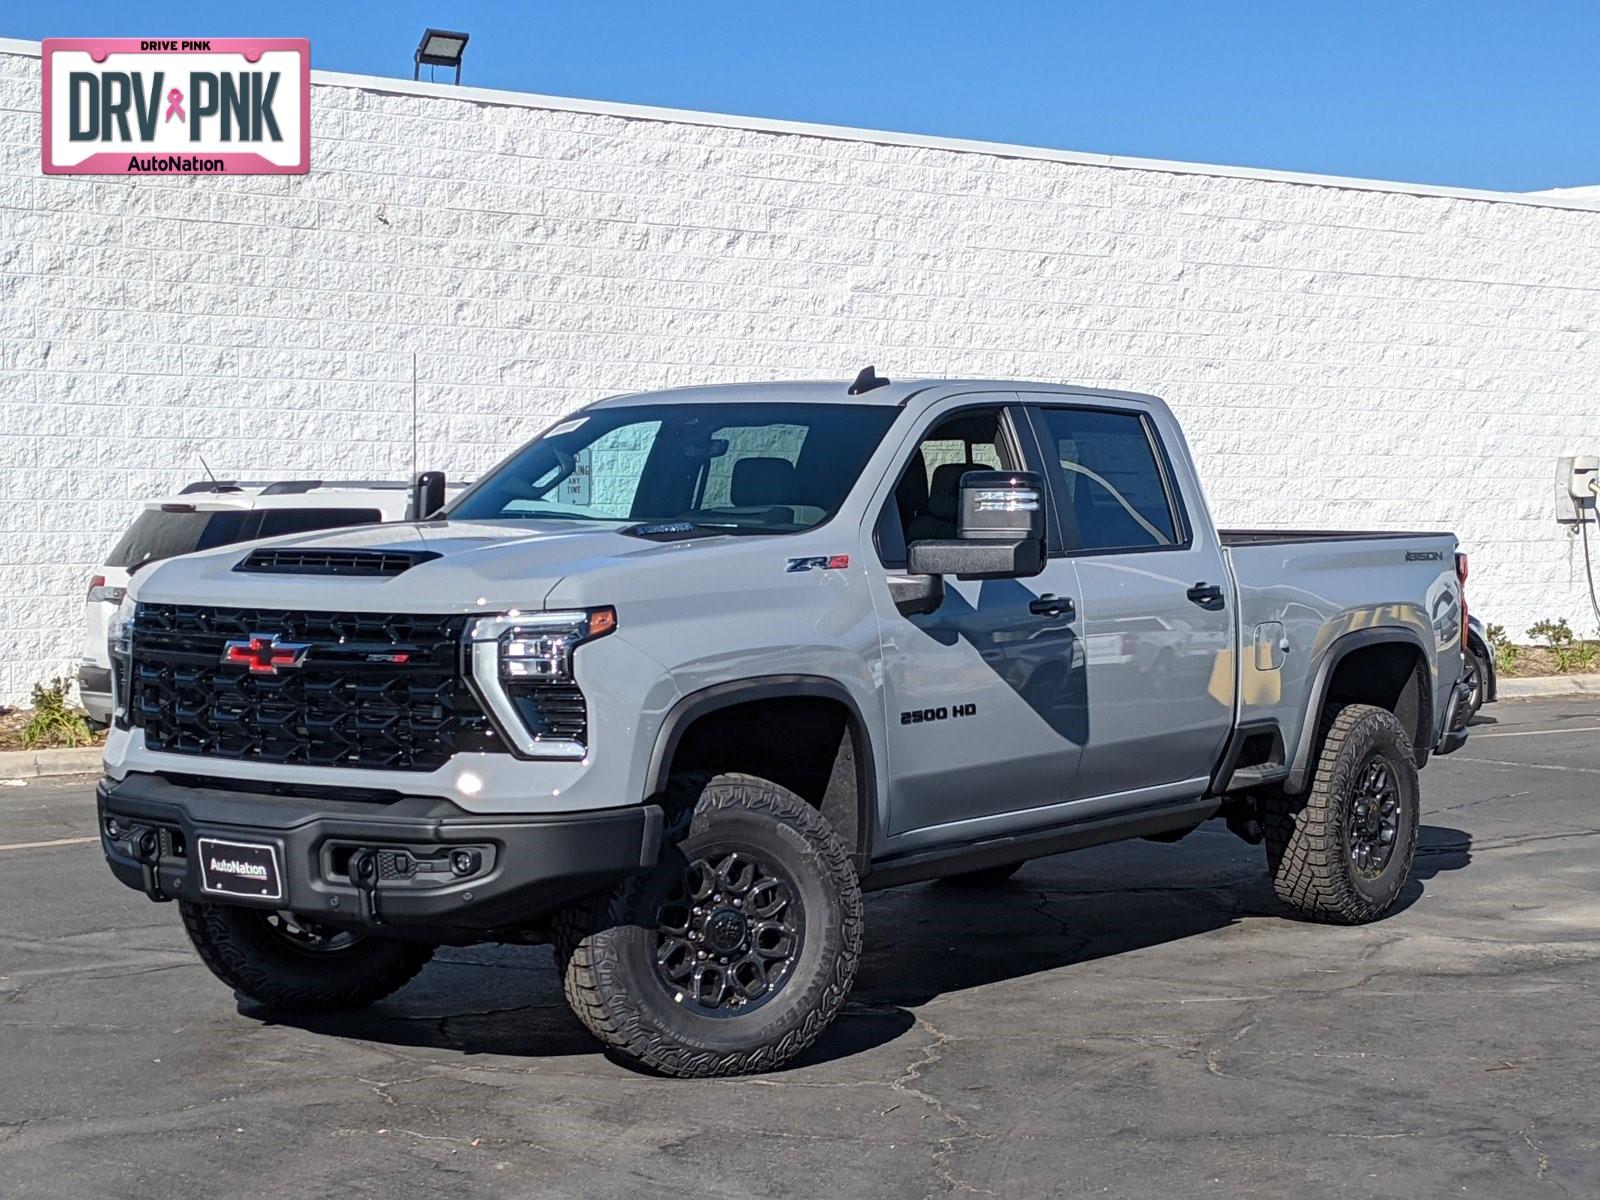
[79,479,445,725]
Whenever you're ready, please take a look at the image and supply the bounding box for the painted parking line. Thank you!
[1473,726,1600,740]
[0,835,98,852]
[1453,756,1600,775]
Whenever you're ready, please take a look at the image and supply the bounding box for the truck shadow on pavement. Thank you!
[255,821,1473,1071]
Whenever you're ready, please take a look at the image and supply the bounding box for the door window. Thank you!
[876,406,1018,566]
[1033,408,1181,552]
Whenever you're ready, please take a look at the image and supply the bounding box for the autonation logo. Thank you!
[42,38,309,175]
[210,857,269,880]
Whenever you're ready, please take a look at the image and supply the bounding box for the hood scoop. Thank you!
[233,547,442,577]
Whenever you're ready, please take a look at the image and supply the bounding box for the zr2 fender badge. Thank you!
[786,555,849,573]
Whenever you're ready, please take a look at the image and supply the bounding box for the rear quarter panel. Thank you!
[1225,535,1463,776]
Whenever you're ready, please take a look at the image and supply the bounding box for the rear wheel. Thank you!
[1262,704,1420,924]
[179,901,434,1012]
[556,772,862,1077]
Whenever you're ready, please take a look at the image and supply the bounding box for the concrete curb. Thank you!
[1498,674,1600,699]
[0,747,105,780]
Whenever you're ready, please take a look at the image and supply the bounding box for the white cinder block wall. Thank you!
[3,38,1600,704]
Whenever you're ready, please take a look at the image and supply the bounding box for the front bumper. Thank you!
[98,771,663,940]
[1434,677,1473,756]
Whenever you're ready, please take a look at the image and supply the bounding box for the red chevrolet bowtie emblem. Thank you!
[220,632,311,674]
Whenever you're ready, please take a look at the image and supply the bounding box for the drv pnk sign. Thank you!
[42,38,309,175]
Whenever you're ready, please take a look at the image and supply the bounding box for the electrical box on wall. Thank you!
[1556,455,1600,523]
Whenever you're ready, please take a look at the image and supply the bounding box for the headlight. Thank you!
[108,592,136,655]
[108,593,137,726]
[466,608,615,757]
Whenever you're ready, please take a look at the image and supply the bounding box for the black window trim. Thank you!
[871,398,1041,570]
[1021,402,1194,559]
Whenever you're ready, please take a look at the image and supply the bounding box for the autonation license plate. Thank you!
[196,837,283,902]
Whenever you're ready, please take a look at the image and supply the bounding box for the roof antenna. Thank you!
[847,365,890,395]
[197,453,218,484]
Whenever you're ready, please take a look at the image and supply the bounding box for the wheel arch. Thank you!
[645,676,879,871]
[1286,628,1435,793]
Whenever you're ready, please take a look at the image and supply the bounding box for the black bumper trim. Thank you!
[98,771,662,938]
[78,663,112,695]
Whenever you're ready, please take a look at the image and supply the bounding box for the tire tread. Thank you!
[555,772,862,1077]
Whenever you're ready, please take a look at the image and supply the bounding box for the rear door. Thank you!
[1022,399,1234,801]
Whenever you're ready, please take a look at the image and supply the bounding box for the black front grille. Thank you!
[129,604,503,771]
[234,548,439,577]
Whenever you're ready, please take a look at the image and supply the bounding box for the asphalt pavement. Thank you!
[2,697,1598,1198]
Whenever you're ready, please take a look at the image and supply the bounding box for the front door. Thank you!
[1024,401,1234,802]
[869,398,1087,838]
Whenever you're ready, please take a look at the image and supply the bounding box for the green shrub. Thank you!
[1484,623,1507,646]
[20,677,93,750]
[1527,618,1574,647]
[1575,640,1600,673]
[1495,642,1520,674]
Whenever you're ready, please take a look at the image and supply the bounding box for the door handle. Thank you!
[1186,582,1225,611]
[1028,594,1075,618]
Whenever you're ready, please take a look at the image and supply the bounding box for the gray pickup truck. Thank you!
[99,374,1473,1076]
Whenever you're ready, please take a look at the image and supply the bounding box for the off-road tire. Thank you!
[1464,644,1491,717]
[936,860,1024,886]
[555,772,863,1077]
[1262,703,1420,924]
[179,901,434,1012]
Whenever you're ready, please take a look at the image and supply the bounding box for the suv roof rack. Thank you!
[177,478,411,496]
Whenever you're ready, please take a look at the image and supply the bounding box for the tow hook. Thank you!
[347,848,383,926]
[130,827,169,902]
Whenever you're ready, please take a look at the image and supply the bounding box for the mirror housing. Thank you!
[410,470,447,521]
[906,469,1047,581]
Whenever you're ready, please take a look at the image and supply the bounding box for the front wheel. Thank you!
[555,772,863,1077]
[1262,704,1420,924]
[179,902,434,1012]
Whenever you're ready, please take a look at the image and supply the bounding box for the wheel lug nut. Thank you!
[697,951,707,959]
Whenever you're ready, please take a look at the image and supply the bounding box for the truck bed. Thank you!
[1220,527,1463,790]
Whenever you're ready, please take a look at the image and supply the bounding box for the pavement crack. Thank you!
[888,1014,996,1197]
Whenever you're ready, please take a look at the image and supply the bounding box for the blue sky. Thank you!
[10,1,1596,191]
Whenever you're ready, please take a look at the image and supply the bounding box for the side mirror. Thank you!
[410,470,447,521]
[907,470,1046,581]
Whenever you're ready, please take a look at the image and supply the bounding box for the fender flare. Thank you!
[644,675,880,865]
[1286,627,1435,792]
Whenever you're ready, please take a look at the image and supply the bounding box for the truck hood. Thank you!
[128,518,744,613]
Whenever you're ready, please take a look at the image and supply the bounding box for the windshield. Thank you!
[449,402,899,533]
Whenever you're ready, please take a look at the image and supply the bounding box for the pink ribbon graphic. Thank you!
[164,88,185,123]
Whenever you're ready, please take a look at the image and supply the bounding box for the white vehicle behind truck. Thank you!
[79,480,454,725]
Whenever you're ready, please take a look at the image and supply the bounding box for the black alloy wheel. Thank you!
[1346,755,1401,877]
[653,849,805,1015]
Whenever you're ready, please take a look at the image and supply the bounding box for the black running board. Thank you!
[860,796,1220,891]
